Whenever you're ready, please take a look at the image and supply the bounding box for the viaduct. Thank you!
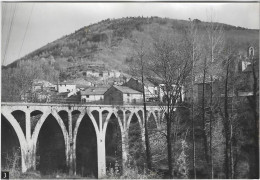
[1,102,165,178]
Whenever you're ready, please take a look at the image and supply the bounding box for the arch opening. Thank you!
[117,110,124,127]
[31,110,43,135]
[58,110,69,132]
[128,113,145,172]
[36,114,67,175]
[72,110,81,131]
[148,113,166,168]
[11,110,26,137]
[76,113,97,178]
[137,110,143,125]
[102,110,109,128]
[105,113,122,174]
[1,115,22,172]
[91,110,99,130]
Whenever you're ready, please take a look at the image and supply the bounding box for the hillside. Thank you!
[2,16,259,84]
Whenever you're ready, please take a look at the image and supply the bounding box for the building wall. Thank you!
[124,78,158,99]
[104,87,123,105]
[86,70,99,77]
[81,95,104,102]
[158,84,185,102]
[145,86,158,99]
[58,84,76,93]
[122,93,142,104]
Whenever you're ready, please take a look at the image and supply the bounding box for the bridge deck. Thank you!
[1,102,161,108]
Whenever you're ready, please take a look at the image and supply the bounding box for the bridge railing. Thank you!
[1,95,165,106]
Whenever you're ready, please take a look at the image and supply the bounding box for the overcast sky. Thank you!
[1,2,259,65]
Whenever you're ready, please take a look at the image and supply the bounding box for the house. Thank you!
[236,46,259,98]
[83,68,100,77]
[57,83,76,93]
[104,85,142,105]
[57,83,77,97]
[32,79,56,92]
[80,87,108,103]
[123,77,159,101]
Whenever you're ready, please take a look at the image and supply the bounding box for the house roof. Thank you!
[113,85,142,94]
[81,87,108,95]
[130,77,156,87]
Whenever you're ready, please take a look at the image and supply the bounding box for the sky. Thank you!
[1,2,259,66]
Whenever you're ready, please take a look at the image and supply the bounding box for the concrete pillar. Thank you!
[121,130,129,173]
[21,148,28,173]
[97,134,106,178]
[68,110,74,175]
[24,109,37,171]
[25,109,31,142]
[23,141,36,172]
[99,110,102,131]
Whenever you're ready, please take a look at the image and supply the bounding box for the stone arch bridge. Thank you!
[1,102,165,178]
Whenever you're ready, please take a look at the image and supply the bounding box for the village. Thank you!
[24,49,255,105]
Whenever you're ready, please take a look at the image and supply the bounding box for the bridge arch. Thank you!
[103,111,124,139]
[31,112,69,150]
[126,111,143,132]
[73,110,99,145]
[74,111,98,177]
[35,113,68,174]
[104,112,123,172]
[1,112,27,172]
[147,111,160,129]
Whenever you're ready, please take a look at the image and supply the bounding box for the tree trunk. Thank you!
[191,44,196,179]
[230,85,235,179]
[224,60,230,179]
[210,74,213,179]
[251,57,259,179]
[141,67,152,170]
[167,97,173,178]
[202,58,209,173]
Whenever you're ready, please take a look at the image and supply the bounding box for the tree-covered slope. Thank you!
[4,16,259,72]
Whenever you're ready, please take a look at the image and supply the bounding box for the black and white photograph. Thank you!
[1,1,259,179]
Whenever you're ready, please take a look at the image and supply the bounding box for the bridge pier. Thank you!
[68,110,74,175]
[121,130,129,173]
[97,135,106,178]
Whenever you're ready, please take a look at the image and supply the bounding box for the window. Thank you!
[86,95,89,98]
[154,90,158,94]
[127,93,130,96]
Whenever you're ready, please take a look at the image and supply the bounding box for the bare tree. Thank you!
[246,45,259,179]
[185,18,203,178]
[149,33,192,178]
[204,15,225,178]
[129,34,153,170]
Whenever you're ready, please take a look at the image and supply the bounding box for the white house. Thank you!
[57,83,77,97]
[81,87,108,103]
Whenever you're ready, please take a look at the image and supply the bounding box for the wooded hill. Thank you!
[3,16,259,76]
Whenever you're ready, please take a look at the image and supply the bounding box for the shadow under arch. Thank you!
[1,115,22,171]
[128,113,145,172]
[75,113,98,178]
[36,114,67,175]
[11,110,26,137]
[105,113,122,173]
[30,110,43,136]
